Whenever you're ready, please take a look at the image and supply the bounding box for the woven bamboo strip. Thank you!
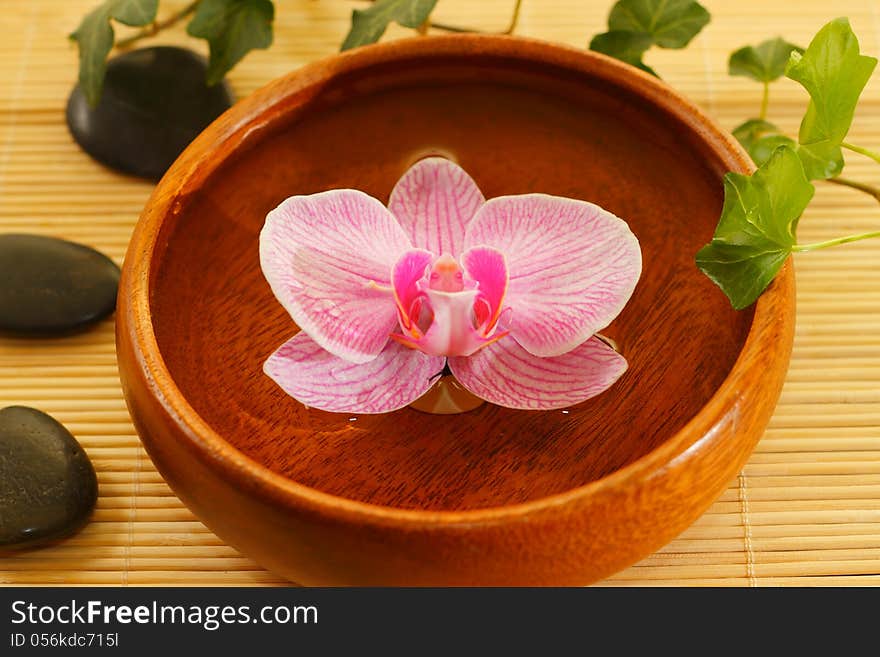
[680,523,880,540]
[662,535,880,553]
[0,572,284,585]
[602,576,880,587]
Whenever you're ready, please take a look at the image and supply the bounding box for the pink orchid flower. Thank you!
[260,158,641,413]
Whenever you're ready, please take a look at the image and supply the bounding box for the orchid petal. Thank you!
[461,246,508,331]
[448,335,627,410]
[265,332,445,414]
[388,157,485,258]
[392,249,433,335]
[464,194,642,358]
[260,190,412,363]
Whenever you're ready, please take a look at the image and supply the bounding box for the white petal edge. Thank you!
[265,332,446,414]
[448,335,628,410]
[260,189,413,363]
[388,157,485,258]
[463,194,642,358]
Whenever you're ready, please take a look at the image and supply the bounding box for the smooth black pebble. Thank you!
[66,46,234,180]
[0,406,98,548]
[0,234,120,335]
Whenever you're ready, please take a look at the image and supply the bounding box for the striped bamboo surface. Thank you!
[1,0,879,586]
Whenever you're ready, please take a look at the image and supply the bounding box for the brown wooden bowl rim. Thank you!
[121,33,791,526]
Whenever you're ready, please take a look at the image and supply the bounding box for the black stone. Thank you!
[66,46,234,181]
[0,234,120,335]
[0,406,98,548]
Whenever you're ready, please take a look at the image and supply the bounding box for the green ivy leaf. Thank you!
[729,38,803,83]
[751,134,798,168]
[732,119,797,167]
[111,0,160,25]
[590,0,709,75]
[589,31,655,75]
[607,0,710,49]
[696,146,814,310]
[732,118,779,151]
[70,0,159,106]
[70,7,114,108]
[795,139,845,180]
[341,0,439,51]
[187,0,275,86]
[785,17,877,180]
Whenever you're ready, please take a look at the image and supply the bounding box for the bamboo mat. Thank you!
[1,0,879,587]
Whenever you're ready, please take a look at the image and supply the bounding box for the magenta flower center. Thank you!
[428,254,465,292]
[390,248,508,359]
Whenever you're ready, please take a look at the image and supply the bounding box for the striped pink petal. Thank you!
[265,332,445,414]
[260,190,412,364]
[392,249,433,336]
[464,194,641,358]
[388,157,485,257]
[448,335,627,410]
[461,246,507,332]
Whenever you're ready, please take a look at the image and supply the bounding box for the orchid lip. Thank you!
[390,248,509,358]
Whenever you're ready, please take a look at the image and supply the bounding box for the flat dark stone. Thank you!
[66,46,234,180]
[0,234,120,335]
[0,406,98,548]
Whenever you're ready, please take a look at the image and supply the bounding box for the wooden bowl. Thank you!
[117,35,794,585]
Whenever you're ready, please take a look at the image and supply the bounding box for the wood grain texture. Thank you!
[1,0,879,586]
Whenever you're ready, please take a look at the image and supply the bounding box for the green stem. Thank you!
[792,230,880,252]
[502,0,523,35]
[841,141,880,165]
[428,21,473,33]
[825,176,880,203]
[430,0,522,35]
[115,1,201,49]
[759,81,769,121]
